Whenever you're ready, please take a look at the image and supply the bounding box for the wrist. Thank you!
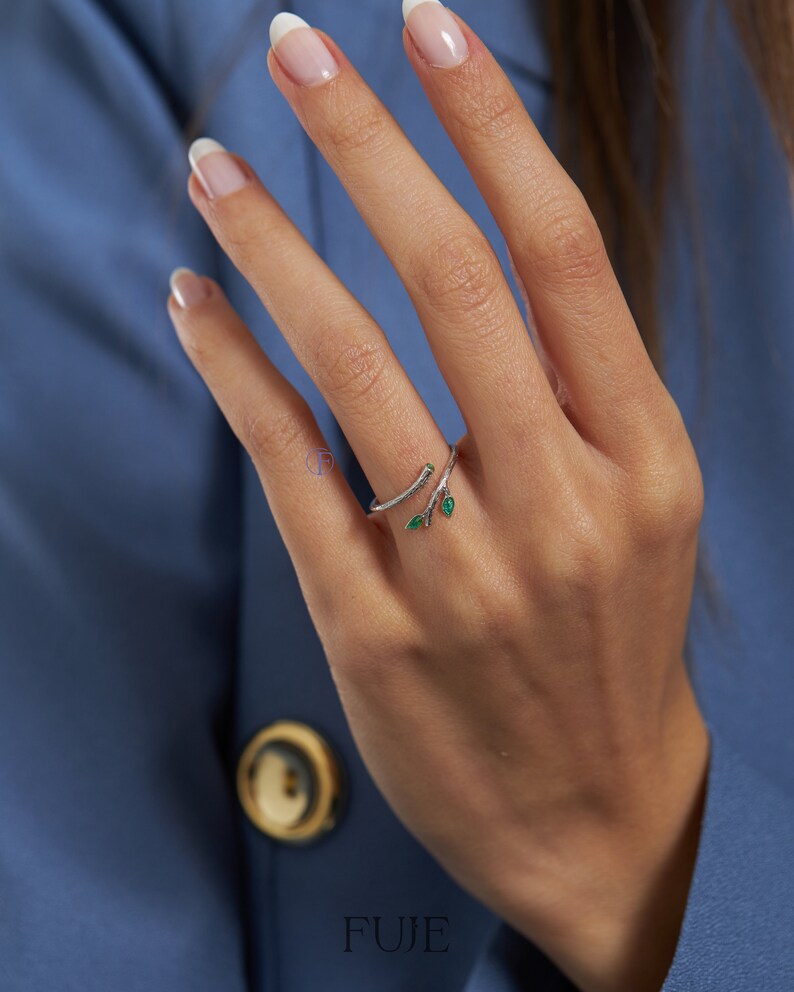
[491,671,710,992]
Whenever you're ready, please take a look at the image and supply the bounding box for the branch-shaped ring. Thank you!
[368,443,458,530]
[369,461,435,512]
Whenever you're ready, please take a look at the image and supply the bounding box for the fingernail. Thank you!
[269,12,340,87]
[170,267,210,309]
[402,0,468,69]
[188,138,249,200]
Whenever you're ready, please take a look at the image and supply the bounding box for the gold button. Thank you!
[236,721,344,844]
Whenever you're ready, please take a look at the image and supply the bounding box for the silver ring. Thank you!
[369,443,458,530]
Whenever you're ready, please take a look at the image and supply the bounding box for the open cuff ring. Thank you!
[369,443,458,530]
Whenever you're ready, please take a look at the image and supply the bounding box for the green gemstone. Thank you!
[427,463,435,472]
[405,514,424,530]
[442,495,455,517]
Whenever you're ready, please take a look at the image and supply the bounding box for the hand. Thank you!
[167,7,709,991]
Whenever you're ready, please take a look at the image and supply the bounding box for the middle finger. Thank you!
[266,12,568,470]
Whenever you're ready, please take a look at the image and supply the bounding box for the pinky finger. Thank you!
[166,268,384,610]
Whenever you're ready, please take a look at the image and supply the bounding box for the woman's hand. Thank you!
[167,6,709,991]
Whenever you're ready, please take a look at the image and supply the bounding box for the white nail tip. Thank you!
[188,138,226,169]
[402,0,441,23]
[269,12,311,48]
[169,267,195,292]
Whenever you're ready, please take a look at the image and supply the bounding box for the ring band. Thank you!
[369,443,458,530]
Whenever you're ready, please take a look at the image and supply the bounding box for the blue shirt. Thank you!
[1,0,793,989]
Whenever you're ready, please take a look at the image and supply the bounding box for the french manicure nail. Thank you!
[402,0,468,69]
[188,138,249,200]
[269,12,340,87]
[170,267,210,309]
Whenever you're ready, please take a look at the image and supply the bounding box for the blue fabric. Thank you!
[1,1,792,990]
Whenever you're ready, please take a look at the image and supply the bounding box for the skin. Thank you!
[167,12,710,992]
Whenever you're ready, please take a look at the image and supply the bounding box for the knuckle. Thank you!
[325,98,391,158]
[311,335,395,411]
[644,463,704,541]
[466,576,525,652]
[243,404,309,463]
[210,195,275,265]
[531,195,610,285]
[542,507,621,596]
[454,82,520,145]
[331,611,417,684]
[415,228,504,319]
[222,218,271,266]
[633,438,705,543]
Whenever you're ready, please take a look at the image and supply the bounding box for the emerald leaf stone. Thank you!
[442,495,455,517]
[405,514,424,530]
